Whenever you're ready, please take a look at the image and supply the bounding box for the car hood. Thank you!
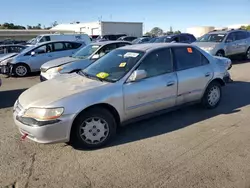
[18,73,109,108]
[41,56,79,70]
[60,59,94,73]
[192,42,218,48]
[0,53,18,61]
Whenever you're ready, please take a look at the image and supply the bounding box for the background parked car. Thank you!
[26,34,91,47]
[0,44,27,58]
[154,33,196,43]
[95,34,127,41]
[6,41,85,77]
[193,29,250,60]
[117,36,137,42]
[132,37,152,44]
[40,41,132,81]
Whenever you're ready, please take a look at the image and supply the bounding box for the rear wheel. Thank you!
[13,64,30,77]
[201,81,222,109]
[70,107,117,149]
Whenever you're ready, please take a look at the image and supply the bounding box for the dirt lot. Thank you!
[1,61,250,188]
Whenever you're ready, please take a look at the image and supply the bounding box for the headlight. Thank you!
[0,59,11,65]
[46,67,63,74]
[23,107,64,120]
[202,47,213,51]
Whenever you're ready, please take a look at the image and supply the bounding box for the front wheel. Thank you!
[13,64,29,77]
[201,81,222,109]
[245,48,250,60]
[70,107,117,149]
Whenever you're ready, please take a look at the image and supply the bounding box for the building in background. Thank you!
[50,21,143,37]
[186,23,250,38]
[186,26,215,38]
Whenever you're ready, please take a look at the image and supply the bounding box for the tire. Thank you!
[13,64,30,77]
[70,107,117,149]
[201,81,222,109]
[245,47,250,60]
[215,50,225,57]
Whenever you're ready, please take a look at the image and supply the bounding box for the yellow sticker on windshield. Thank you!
[119,62,127,67]
[96,72,109,79]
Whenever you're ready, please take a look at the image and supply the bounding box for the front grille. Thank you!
[14,100,24,115]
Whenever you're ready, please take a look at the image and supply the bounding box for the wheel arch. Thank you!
[70,103,121,135]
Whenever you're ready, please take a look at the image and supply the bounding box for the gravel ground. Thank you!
[1,61,250,188]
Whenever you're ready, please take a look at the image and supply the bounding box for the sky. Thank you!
[0,0,250,32]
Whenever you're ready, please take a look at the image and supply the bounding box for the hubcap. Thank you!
[79,117,109,144]
[16,66,27,76]
[247,49,250,60]
[207,86,220,106]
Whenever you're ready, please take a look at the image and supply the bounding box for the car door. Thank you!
[123,48,178,119]
[172,46,213,105]
[235,31,248,54]
[225,32,240,56]
[26,43,53,71]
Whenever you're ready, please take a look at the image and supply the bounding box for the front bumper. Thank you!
[40,74,47,82]
[13,112,76,144]
[0,65,11,74]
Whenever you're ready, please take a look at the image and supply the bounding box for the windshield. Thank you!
[19,45,35,54]
[80,49,145,82]
[72,44,100,59]
[28,36,42,45]
[197,33,226,42]
[132,38,142,44]
[154,36,172,43]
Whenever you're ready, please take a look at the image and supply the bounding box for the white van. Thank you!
[26,34,91,46]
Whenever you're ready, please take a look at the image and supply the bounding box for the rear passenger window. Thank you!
[235,31,247,40]
[137,48,173,78]
[53,42,65,52]
[173,47,205,71]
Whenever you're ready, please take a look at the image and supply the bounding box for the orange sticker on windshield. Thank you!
[187,48,193,53]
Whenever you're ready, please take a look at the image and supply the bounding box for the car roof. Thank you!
[38,40,84,46]
[119,43,193,52]
[91,40,131,46]
[0,44,26,47]
[208,29,246,35]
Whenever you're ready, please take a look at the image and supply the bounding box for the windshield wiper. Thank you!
[79,71,115,83]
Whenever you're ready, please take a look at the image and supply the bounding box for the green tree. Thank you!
[150,27,164,36]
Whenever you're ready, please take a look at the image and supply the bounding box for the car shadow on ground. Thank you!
[0,89,26,109]
[72,81,250,151]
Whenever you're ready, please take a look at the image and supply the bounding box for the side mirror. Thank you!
[31,51,35,56]
[91,54,100,59]
[128,70,147,82]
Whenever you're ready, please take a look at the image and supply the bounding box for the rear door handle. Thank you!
[205,72,211,77]
[166,81,175,87]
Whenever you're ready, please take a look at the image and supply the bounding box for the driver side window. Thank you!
[226,33,236,43]
[137,48,173,78]
[97,44,117,57]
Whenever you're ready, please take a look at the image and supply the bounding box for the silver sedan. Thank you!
[13,43,230,149]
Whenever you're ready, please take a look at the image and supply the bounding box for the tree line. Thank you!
[145,27,181,36]
[0,21,58,30]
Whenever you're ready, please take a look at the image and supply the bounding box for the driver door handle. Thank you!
[166,81,175,87]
